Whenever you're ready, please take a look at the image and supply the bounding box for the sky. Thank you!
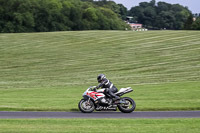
[112,0,200,13]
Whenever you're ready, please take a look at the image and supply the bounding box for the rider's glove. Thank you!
[93,88,97,92]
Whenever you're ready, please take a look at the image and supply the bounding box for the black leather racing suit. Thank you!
[95,78,119,99]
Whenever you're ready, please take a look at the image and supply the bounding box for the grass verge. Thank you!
[0,82,199,111]
[0,118,200,133]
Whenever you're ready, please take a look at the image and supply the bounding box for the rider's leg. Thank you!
[108,88,120,101]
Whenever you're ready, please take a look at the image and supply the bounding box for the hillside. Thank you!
[0,30,200,111]
[0,30,199,88]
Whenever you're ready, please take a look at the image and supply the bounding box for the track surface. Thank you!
[0,111,200,119]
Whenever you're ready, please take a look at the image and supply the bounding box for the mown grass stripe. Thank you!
[0,31,200,111]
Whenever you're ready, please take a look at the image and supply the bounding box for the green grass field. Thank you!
[0,30,200,111]
[0,118,200,133]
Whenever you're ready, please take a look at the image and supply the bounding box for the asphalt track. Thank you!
[0,111,200,119]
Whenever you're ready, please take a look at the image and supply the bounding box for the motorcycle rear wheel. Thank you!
[78,99,95,113]
[118,97,136,113]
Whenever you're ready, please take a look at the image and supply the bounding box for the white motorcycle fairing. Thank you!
[82,87,105,101]
[115,87,133,96]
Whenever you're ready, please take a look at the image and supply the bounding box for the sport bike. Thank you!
[78,86,136,113]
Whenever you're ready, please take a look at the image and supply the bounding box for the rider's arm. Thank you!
[95,79,107,90]
[95,83,103,90]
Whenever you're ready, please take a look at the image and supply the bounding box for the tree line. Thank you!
[86,0,200,30]
[128,0,191,30]
[0,0,199,33]
[0,0,129,33]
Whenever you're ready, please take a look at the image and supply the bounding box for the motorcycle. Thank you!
[78,86,136,113]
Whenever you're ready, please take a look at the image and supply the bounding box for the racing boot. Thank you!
[113,96,120,104]
[107,99,113,105]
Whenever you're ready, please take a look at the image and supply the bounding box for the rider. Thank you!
[94,74,120,103]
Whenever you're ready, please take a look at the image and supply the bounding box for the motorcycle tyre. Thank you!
[118,97,136,113]
[78,99,95,113]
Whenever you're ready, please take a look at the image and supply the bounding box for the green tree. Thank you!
[143,6,156,28]
[184,14,194,30]
[82,7,99,30]
[156,11,175,29]
[191,17,200,30]
[118,4,127,20]
[128,6,144,23]
[157,2,171,12]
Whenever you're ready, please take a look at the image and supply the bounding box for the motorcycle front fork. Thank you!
[86,98,91,105]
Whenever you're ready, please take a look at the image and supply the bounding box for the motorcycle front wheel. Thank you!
[118,97,136,113]
[78,99,95,113]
